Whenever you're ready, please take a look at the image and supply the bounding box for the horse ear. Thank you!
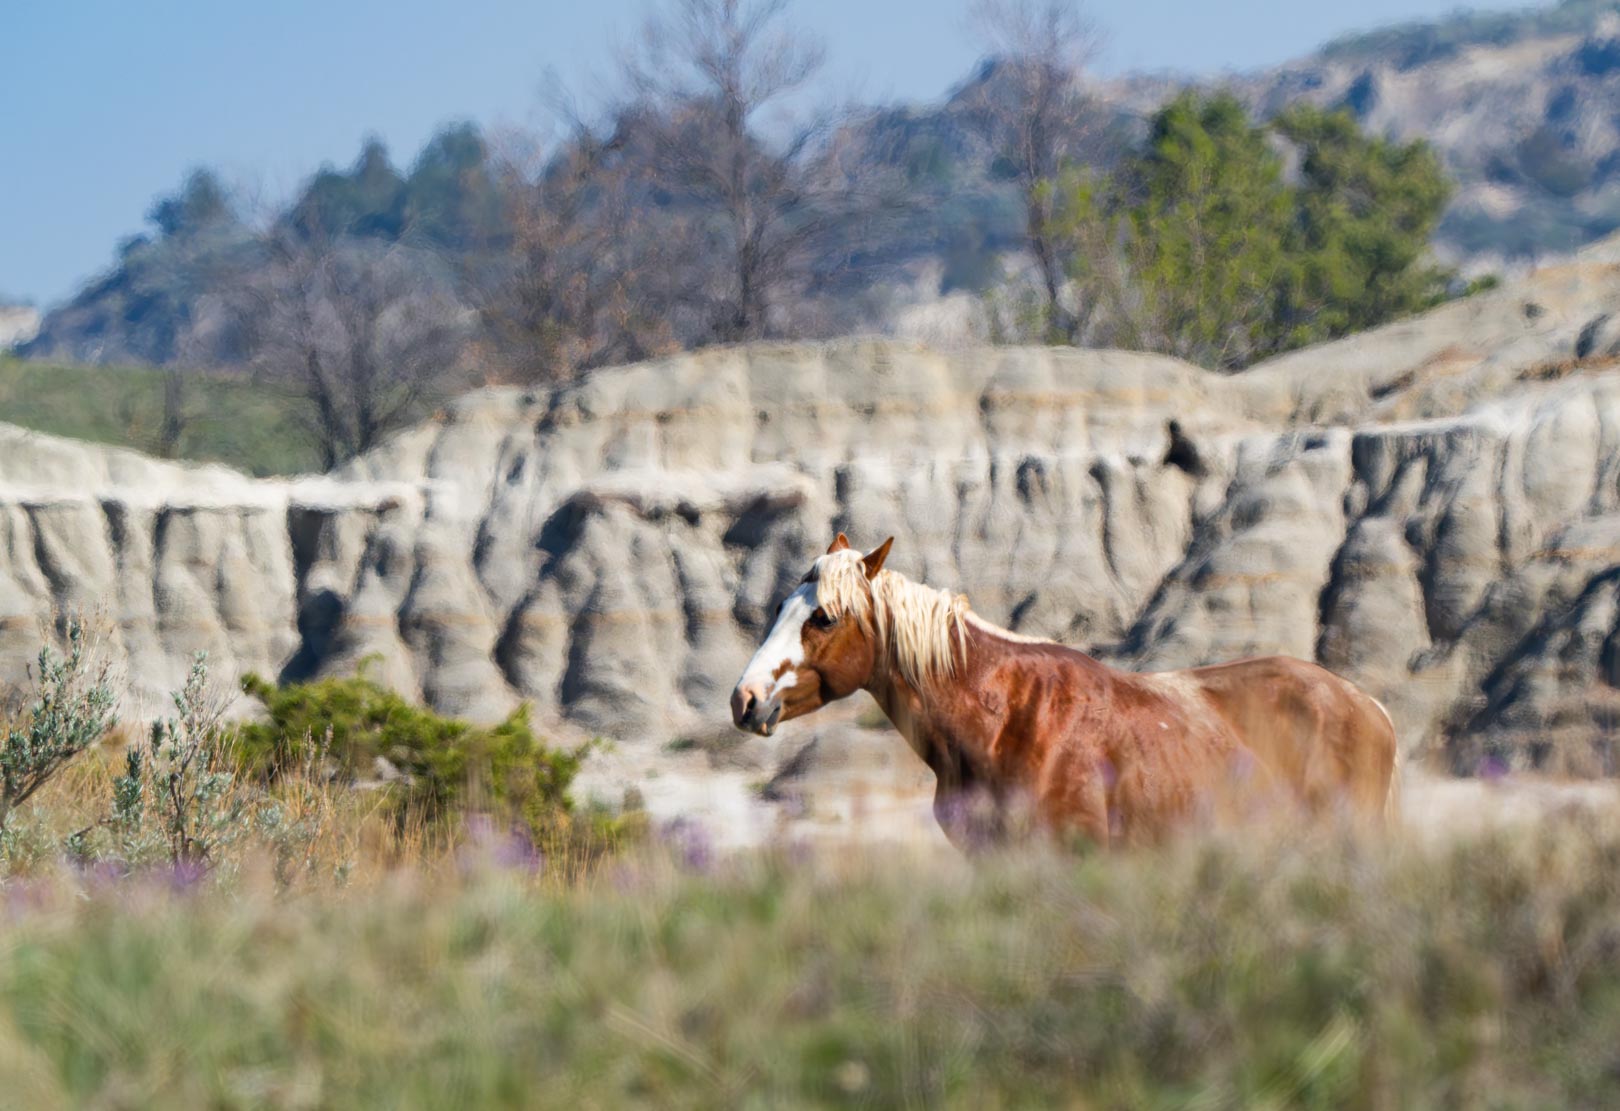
[861,537,894,580]
[827,533,852,554]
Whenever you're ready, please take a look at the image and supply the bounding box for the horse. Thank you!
[730,534,1399,849]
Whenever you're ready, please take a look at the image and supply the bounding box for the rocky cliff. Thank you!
[7,255,1620,833]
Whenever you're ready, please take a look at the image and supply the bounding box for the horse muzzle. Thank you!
[731,684,783,736]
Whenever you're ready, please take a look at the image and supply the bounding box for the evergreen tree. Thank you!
[1274,104,1453,348]
[147,170,239,239]
[404,123,505,249]
[287,138,408,241]
[1047,94,1456,371]
[1122,94,1294,370]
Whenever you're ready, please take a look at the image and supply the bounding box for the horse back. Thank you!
[1185,655,1398,821]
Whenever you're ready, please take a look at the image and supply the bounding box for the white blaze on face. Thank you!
[739,582,817,699]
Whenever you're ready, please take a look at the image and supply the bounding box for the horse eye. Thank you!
[809,608,835,629]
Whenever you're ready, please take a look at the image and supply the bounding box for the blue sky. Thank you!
[4,0,1527,308]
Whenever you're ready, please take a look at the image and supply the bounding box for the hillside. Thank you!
[0,357,319,476]
[1234,0,1620,266]
[8,246,1620,838]
[29,1,1620,372]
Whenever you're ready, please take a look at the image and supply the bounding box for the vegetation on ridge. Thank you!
[0,355,317,475]
[1322,0,1620,69]
[1023,94,1457,369]
[16,0,1479,469]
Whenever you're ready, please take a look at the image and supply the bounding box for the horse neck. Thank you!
[859,584,1010,777]
[863,594,1112,784]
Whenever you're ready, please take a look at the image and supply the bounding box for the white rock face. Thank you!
[6,259,1620,837]
[0,305,40,350]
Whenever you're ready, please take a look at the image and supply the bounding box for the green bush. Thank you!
[112,654,248,869]
[0,622,115,837]
[237,672,588,837]
[1045,95,1454,370]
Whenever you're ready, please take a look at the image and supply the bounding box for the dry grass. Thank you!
[2,737,633,897]
[5,652,1620,1106]
[0,788,1615,1106]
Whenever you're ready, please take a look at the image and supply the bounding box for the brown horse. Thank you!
[731,534,1399,848]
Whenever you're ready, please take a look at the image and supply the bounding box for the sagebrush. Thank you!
[0,622,115,837]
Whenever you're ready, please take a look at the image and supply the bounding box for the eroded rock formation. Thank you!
[7,258,1620,817]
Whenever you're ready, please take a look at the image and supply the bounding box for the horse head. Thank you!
[730,533,893,736]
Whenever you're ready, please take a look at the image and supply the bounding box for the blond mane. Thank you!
[811,551,972,690]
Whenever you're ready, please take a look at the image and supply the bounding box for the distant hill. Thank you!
[1231,0,1620,267]
[846,0,1620,271]
[25,0,1620,370]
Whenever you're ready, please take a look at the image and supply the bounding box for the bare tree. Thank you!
[253,231,468,470]
[156,302,235,459]
[620,0,887,344]
[157,369,190,458]
[965,0,1101,344]
[471,121,679,383]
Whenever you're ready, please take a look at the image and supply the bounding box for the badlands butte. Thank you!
[9,248,1620,833]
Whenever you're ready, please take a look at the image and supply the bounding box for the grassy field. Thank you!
[0,356,320,476]
[0,794,1618,1106]
[3,642,1619,1106]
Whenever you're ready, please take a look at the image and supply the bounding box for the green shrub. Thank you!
[237,672,588,838]
[112,653,247,869]
[0,622,115,837]
[1042,96,1454,370]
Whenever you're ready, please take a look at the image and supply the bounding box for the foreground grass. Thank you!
[0,356,317,475]
[0,814,1618,1107]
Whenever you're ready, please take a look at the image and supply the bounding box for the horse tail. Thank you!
[1384,751,1402,825]
[1373,698,1401,825]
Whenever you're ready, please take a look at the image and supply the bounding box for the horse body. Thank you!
[877,618,1396,846]
[732,535,1398,849]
